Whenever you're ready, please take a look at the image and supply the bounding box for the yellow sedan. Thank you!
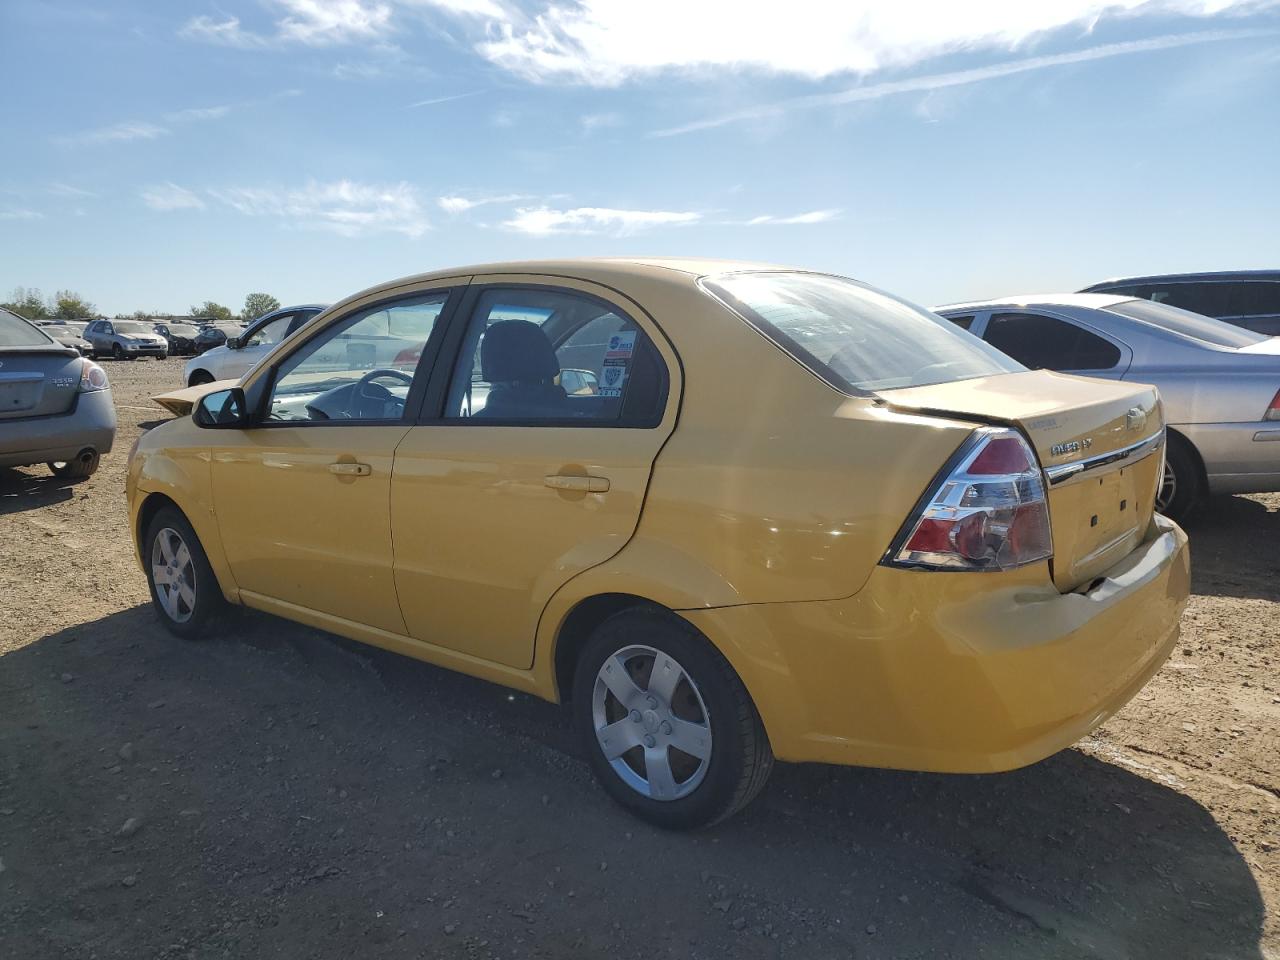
[129,259,1189,828]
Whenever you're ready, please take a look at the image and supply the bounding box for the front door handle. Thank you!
[329,462,372,477]
[544,474,610,493]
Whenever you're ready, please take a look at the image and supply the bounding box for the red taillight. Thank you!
[1264,388,1280,422]
[887,427,1053,572]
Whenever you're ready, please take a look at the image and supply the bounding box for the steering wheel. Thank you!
[353,368,414,419]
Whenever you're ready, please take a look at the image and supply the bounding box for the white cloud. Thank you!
[164,104,233,122]
[407,90,482,107]
[60,121,168,145]
[745,209,841,226]
[46,183,97,198]
[181,0,395,48]
[0,209,44,221]
[580,111,622,133]
[209,180,428,237]
[652,27,1276,136]
[141,182,207,212]
[502,205,701,236]
[438,193,528,214]
[472,0,1280,85]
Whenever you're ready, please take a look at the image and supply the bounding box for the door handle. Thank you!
[544,474,610,493]
[329,462,372,477]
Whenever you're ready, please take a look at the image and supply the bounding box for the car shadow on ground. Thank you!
[0,605,1266,960]
[1186,494,1280,602]
[0,467,81,517]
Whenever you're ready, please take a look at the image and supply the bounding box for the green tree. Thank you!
[189,300,235,324]
[3,287,49,320]
[242,292,281,323]
[51,289,97,319]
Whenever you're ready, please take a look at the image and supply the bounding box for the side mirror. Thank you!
[226,336,241,349]
[193,387,249,429]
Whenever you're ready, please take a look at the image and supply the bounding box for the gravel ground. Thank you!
[1,356,1277,960]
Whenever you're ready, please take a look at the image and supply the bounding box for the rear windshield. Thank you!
[0,309,54,347]
[1105,299,1266,349]
[702,272,1022,392]
[167,324,199,335]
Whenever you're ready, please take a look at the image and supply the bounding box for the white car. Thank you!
[184,305,327,386]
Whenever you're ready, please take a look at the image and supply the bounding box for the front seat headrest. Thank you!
[480,319,560,383]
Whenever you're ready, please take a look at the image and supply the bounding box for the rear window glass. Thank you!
[0,308,54,347]
[1105,299,1266,348]
[702,272,1022,392]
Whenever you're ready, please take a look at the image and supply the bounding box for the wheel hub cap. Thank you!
[591,644,713,802]
[150,527,197,624]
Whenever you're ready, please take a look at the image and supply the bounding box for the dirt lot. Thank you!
[1,356,1277,960]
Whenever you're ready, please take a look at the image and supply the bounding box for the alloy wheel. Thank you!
[151,526,197,623]
[1156,459,1176,514]
[591,644,713,801]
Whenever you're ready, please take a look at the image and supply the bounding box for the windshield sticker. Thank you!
[605,330,636,359]
[599,357,628,397]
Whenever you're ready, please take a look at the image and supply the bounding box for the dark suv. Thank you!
[1079,271,1280,336]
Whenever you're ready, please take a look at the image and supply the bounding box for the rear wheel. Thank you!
[48,450,99,479]
[187,370,215,386]
[572,608,773,829]
[144,506,226,639]
[1156,434,1202,523]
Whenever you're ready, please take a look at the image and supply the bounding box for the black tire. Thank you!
[48,451,99,479]
[111,343,124,360]
[158,353,168,361]
[1157,434,1203,524]
[572,607,773,829]
[143,506,227,639]
[187,370,215,387]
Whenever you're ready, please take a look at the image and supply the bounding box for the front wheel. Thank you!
[187,370,215,387]
[144,506,226,639]
[572,608,773,829]
[111,343,124,360]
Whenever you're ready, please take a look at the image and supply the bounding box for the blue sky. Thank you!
[2,0,1278,315]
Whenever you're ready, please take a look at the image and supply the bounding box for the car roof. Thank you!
[934,292,1135,312]
[1081,269,1280,289]
[339,258,795,306]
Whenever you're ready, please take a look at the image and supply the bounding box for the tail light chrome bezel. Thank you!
[881,427,1054,573]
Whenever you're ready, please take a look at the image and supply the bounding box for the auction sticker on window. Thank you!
[599,358,628,397]
[605,331,636,359]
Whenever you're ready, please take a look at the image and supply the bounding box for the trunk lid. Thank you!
[0,348,83,420]
[877,370,1164,591]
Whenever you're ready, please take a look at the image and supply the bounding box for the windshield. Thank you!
[1105,299,1267,348]
[167,324,199,335]
[703,272,1022,392]
[0,308,55,347]
[114,321,150,335]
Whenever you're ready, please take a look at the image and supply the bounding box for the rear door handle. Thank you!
[329,462,372,477]
[544,474,610,493]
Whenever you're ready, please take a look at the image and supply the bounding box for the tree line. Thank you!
[2,287,283,325]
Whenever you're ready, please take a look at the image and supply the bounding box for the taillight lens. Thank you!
[886,427,1053,572]
[79,360,109,393]
[1264,388,1280,422]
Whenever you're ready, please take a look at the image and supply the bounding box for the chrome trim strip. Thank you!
[1043,429,1165,486]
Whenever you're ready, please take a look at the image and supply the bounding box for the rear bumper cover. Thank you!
[682,514,1189,773]
[0,389,117,468]
[1176,421,1280,495]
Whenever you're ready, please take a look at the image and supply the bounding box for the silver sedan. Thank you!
[933,293,1280,520]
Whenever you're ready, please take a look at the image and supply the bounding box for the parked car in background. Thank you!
[934,293,1280,520]
[1079,270,1280,336]
[37,319,90,337]
[132,259,1188,828]
[184,304,327,385]
[85,319,168,360]
[0,307,116,478]
[192,322,249,357]
[45,327,93,355]
[153,321,202,355]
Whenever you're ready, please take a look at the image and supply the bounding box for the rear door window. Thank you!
[983,312,1122,371]
[1146,282,1231,318]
